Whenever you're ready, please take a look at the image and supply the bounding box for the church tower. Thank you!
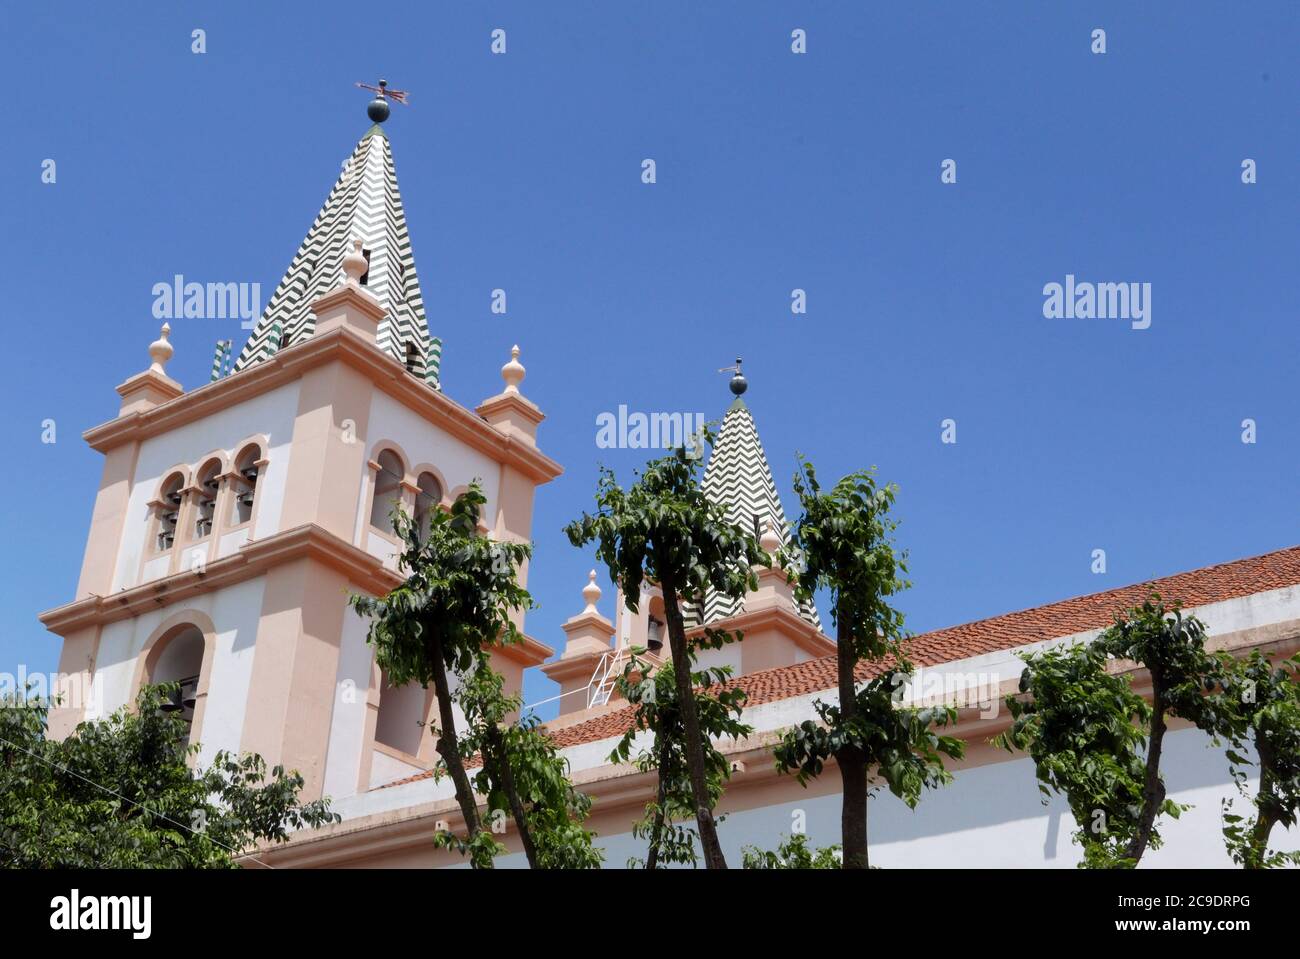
[541,364,834,722]
[39,94,558,801]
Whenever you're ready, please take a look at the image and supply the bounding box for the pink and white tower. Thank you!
[39,105,559,803]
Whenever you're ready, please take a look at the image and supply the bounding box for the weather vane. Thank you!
[719,357,747,396]
[355,78,411,123]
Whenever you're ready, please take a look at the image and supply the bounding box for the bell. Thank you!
[182,682,198,710]
[647,616,664,652]
[159,686,184,713]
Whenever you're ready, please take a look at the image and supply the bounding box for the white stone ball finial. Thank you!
[148,322,174,375]
[582,569,601,613]
[760,518,781,556]
[501,344,525,394]
[342,238,368,286]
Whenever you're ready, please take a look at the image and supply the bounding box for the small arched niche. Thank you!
[413,471,443,541]
[369,449,405,533]
[148,625,206,744]
[229,445,262,527]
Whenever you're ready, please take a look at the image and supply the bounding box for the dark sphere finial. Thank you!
[367,96,390,124]
[728,357,747,396]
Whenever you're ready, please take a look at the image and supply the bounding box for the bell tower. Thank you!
[39,95,559,801]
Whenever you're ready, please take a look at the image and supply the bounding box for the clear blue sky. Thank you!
[3,3,1297,714]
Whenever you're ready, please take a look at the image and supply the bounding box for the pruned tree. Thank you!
[995,641,1156,867]
[772,461,963,869]
[349,482,533,868]
[566,448,766,869]
[608,634,749,868]
[1216,650,1300,868]
[455,660,603,869]
[0,685,338,868]
[998,595,1231,867]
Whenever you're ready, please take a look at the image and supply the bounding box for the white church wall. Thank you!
[86,576,267,768]
[322,589,377,800]
[474,726,1295,869]
[364,390,503,525]
[694,642,743,676]
[111,382,300,592]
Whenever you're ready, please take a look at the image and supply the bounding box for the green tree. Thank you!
[454,660,603,869]
[998,595,1231,867]
[0,685,338,868]
[566,449,766,869]
[742,833,842,869]
[1217,650,1300,868]
[349,482,533,868]
[772,462,962,869]
[995,641,1155,867]
[608,637,748,868]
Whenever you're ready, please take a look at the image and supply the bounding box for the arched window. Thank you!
[230,446,261,526]
[193,460,222,540]
[155,474,184,552]
[150,625,205,745]
[369,450,404,532]
[414,471,442,540]
[404,341,418,374]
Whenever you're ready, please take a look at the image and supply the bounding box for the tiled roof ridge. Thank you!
[374,542,1300,790]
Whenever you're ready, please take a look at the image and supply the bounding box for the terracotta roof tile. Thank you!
[376,543,1300,789]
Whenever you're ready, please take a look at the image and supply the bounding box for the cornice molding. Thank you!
[83,326,563,485]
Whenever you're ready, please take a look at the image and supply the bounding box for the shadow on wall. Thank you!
[479,725,1297,868]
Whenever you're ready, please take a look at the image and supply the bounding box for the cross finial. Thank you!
[355,78,411,124]
[719,357,747,396]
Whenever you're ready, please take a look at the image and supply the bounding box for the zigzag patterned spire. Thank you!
[233,125,442,388]
[691,397,822,630]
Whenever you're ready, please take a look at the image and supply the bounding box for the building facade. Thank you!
[39,107,1300,868]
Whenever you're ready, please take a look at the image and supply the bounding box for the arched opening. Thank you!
[230,446,261,526]
[374,670,426,757]
[414,471,442,541]
[369,450,404,533]
[155,473,184,553]
[149,625,206,745]
[404,341,418,374]
[646,595,666,653]
[193,459,222,540]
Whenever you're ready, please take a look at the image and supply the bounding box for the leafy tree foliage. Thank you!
[774,462,962,868]
[0,685,338,868]
[454,661,602,869]
[350,483,535,867]
[608,637,748,868]
[567,447,766,869]
[742,833,842,869]
[1216,650,1300,868]
[995,641,1157,867]
[998,596,1230,867]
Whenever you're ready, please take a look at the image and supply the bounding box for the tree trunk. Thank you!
[486,722,539,868]
[1245,740,1277,869]
[428,639,488,866]
[645,736,673,870]
[660,583,728,869]
[833,615,869,869]
[1123,674,1167,866]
